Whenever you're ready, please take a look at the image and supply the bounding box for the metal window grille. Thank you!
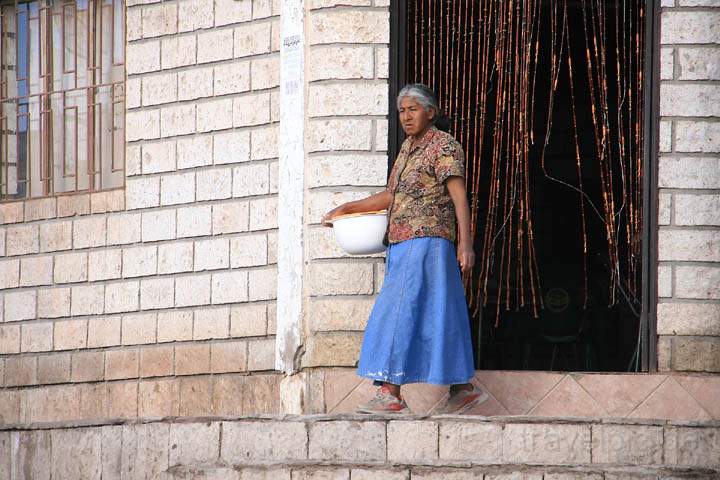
[0,0,125,200]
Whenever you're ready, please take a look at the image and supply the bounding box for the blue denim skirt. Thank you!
[356,236,475,385]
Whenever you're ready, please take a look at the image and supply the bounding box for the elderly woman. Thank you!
[322,84,487,415]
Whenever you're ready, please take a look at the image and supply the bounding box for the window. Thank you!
[0,0,125,200]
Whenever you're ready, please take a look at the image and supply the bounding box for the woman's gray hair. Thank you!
[396,83,439,113]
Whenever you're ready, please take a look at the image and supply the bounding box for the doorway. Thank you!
[389,0,659,372]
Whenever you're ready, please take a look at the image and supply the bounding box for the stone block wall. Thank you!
[656,1,720,372]
[301,1,390,368]
[2,416,718,478]
[0,0,283,426]
[298,0,720,376]
[3,0,719,431]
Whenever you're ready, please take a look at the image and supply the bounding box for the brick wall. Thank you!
[0,0,283,425]
[299,0,720,374]
[656,1,720,372]
[3,0,718,428]
[301,1,390,368]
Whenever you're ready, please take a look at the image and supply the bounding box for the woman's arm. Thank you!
[321,190,393,226]
[446,177,475,274]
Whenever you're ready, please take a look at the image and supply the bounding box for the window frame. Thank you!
[0,0,126,202]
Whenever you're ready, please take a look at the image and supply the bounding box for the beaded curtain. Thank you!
[405,0,645,321]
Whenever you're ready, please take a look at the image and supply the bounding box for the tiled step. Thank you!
[322,369,720,422]
[2,414,718,479]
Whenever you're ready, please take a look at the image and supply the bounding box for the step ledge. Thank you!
[164,462,719,476]
[2,413,719,432]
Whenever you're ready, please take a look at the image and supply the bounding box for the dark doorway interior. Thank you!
[397,1,648,372]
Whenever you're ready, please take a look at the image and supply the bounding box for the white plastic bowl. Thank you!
[330,210,388,255]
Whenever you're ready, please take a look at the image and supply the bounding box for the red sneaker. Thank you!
[356,386,411,414]
[432,384,489,415]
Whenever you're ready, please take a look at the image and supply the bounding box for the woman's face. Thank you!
[399,96,435,137]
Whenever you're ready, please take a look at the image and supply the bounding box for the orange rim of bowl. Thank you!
[327,210,387,225]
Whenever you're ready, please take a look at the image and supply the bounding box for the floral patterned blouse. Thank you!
[386,126,466,244]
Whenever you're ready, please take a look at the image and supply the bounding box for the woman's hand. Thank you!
[446,177,475,274]
[321,205,346,227]
[321,191,394,227]
[457,241,475,274]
